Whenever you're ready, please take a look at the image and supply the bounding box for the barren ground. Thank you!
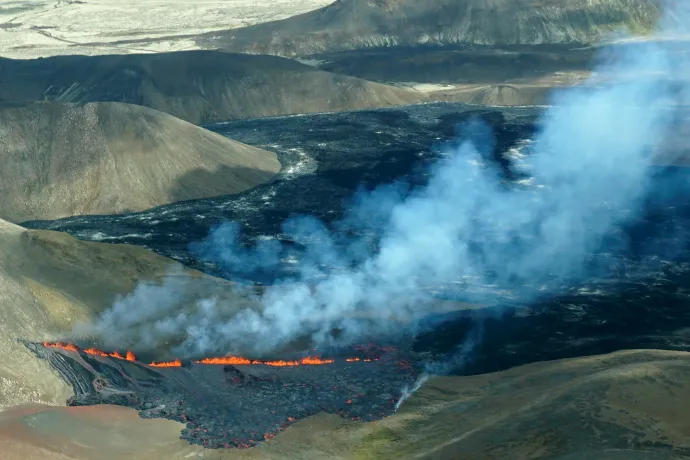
[0,0,332,59]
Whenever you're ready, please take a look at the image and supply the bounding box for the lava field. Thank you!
[25,341,422,449]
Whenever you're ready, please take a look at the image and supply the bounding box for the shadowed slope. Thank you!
[0,51,424,124]
[0,101,280,222]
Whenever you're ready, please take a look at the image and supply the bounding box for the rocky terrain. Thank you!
[0,101,280,222]
[29,341,422,449]
[198,0,661,57]
[0,51,423,124]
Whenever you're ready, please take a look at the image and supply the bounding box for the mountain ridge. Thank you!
[196,0,662,57]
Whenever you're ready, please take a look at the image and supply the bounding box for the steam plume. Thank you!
[82,3,690,357]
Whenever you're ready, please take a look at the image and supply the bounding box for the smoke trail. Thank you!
[395,373,429,412]
[81,2,690,357]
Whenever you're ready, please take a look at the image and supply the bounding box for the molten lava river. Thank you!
[26,341,421,449]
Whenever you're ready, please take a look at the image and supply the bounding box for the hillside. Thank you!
[0,51,424,125]
[0,101,280,222]
[356,349,690,459]
[196,0,662,57]
[0,220,240,410]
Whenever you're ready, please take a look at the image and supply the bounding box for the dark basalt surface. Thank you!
[25,341,422,449]
[413,268,690,376]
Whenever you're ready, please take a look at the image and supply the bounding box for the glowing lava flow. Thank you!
[194,356,335,367]
[149,359,183,368]
[41,342,377,368]
[44,342,136,362]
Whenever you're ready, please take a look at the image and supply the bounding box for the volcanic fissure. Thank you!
[27,340,422,449]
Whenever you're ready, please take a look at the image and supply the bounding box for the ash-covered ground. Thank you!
[25,341,422,449]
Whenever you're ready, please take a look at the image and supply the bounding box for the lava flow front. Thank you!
[28,341,421,449]
[43,342,137,362]
[43,342,349,368]
[195,356,335,366]
[149,359,183,368]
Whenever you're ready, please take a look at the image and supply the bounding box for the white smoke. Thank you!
[81,2,690,357]
[394,373,429,412]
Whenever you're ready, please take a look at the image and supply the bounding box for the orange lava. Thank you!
[43,342,136,362]
[149,359,183,368]
[110,351,126,360]
[194,356,335,367]
[83,347,109,357]
[42,343,377,370]
[195,356,252,366]
[43,342,79,352]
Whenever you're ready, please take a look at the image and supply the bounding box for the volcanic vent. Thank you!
[26,341,422,448]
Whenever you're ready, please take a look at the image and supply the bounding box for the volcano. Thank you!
[25,341,422,449]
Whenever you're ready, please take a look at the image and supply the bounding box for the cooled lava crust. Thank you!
[24,341,422,449]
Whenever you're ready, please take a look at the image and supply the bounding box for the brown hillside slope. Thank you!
[0,101,280,222]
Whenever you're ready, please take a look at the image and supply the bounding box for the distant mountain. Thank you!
[0,101,280,222]
[196,0,661,57]
[0,51,423,125]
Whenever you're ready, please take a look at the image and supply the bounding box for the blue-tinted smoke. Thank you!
[83,3,690,357]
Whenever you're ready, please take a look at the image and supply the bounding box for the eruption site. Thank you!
[27,3,690,452]
[43,342,138,362]
[43,342,352,367]
[27,340,422,449]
